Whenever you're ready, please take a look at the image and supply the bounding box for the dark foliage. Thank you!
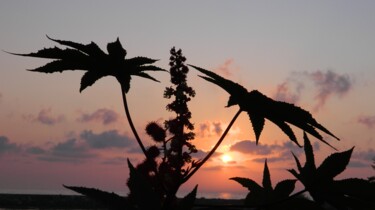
[8,36,165,93]
[189,65,339,149]
[231,159,297,209]
[289,133,375,209]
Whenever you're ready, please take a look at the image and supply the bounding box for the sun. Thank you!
[221,154,233,163]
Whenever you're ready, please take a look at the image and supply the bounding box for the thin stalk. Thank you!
[182,109,242,183]
[120,84,148,158]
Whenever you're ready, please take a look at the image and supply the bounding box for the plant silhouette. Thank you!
[12,37,375,210]
[189,65,339,149]
[289,133,375,209]
[8,36,166,160]
[231,159,297,209]
[127,47,198,209]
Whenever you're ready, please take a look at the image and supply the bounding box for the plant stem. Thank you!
[182,109,242,183]
[120,84,148,158]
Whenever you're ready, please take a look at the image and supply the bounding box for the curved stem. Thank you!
[182,109,242,183]
[120,85,148,158]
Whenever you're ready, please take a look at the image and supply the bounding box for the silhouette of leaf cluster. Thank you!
[231,160,297,209]
[9,36,165,93]
[126,47,198,209]
[12,37,375,210]
[189,65,339,149]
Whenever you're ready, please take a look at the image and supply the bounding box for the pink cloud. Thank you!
[23,108,65,126]
[273,81,304,104]
[307,70,352,111]
[358,115,375,129]
[77,108,119,125]
[198,121,224,137]
[214,59,239,78]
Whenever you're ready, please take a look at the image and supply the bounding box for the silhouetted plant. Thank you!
[8,36,167,160]
[231,159,297,209]
[189,65,339,149]
[127,47,198,209]
[289,133,375,209]
[12,37,375,210]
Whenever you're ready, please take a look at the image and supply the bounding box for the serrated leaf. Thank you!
[47,35,106,57]
[273,179,296,198]
[230,177,262,192]
[262,160,272,192]
[13,37,164,93]
[28,59,89,73]
[175,185,198,210]
[291,152,302,172]
[317,147,354,180]
[80,71,106,92]
[270,119,301,147]
[248,113,264,144]
[134,72,160,82]
[107,38,126,59]
[189,64,339,148]
[126,56,159,66]
[303,133,316,172]
[63,185,130,210]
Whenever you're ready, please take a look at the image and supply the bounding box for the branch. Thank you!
[120,84,148,157]
[183,109,242,183]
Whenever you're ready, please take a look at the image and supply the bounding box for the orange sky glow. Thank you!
[1,1,375,199]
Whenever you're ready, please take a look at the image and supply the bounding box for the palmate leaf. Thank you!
[189,65,339,149]
[10,36,165,93]
[231,160,296,208]
[316,147,354,180]
[230,177,262,192]
[63,185,130,210]
[274,179,297,198]
[262,159,272,192]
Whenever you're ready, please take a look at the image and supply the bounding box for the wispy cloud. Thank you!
[307,70,352,111]
[214,59,239,78]
[23,108,65,126]
[358,115,375,129]
[197,121,223,138]
[77,108,119,125]
[273,70,353,111]
[80,129,134,149]
[273,81,304,104]
[0,136,20,154]
[230,140,320,163]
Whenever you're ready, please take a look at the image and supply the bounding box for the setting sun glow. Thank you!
[221,154,233,163]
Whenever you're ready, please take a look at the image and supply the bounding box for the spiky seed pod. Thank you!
[147,146,160,159]
[146,122,166,142]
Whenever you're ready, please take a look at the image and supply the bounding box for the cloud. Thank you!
[273,70,352,111]
[230,140,322,163]
[214,59,237,77]
[24,108,65,125]
[358,115,375,129]
[77,108,119,125]
[198,121,224,138]
[273,81,304,104]
[25,146,46,155]
[0,136,20,154]
[101,157,127,165]
[80,130,134,149]
[305,70,352,111]
[37,138,96,162]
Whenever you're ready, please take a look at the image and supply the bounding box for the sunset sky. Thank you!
[1,1,375,198]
